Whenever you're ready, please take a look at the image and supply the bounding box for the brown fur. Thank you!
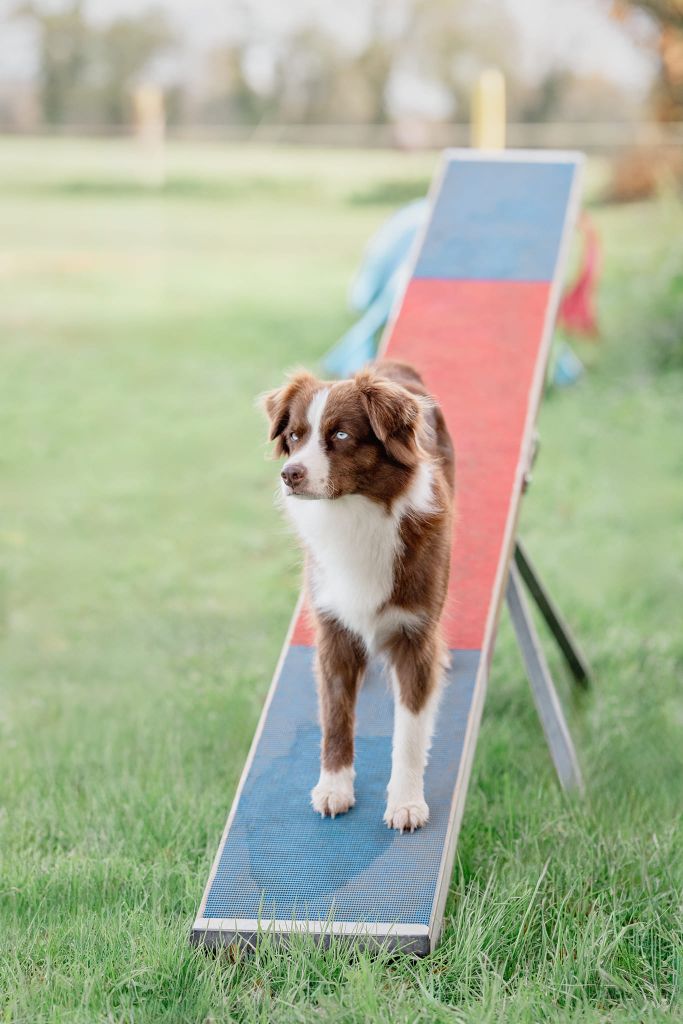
[263,360,455,807]
[315,617,367,772]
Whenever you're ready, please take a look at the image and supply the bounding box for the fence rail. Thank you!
[2,121,683,150]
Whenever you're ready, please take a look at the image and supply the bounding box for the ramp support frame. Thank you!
[506,540,591,793]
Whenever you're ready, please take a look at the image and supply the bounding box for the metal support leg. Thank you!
[514,540,592,689]
[506,564,584,794]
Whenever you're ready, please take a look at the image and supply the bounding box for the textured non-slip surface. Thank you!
[197,152,581,943]
[290,276,553,652]
[203,646,480,925]
[414,159,576,281]
[388,279,551,650]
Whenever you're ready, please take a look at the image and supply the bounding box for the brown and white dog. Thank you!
[263,360,454,832]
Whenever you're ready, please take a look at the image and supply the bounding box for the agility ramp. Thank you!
[192,150,586,955]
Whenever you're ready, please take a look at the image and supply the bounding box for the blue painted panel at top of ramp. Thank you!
[414,159,577,282]
[202,646,479,927]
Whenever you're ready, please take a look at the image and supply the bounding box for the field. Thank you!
[1,138,681,1023]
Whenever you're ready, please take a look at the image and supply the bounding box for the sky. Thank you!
[0,0,657,98]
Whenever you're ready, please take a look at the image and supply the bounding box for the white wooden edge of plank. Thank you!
[193,919,429,939]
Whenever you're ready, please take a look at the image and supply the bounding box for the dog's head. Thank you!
[261,368,425,502]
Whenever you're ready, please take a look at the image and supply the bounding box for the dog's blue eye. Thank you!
[335,431,349,440]
[290,432,299,442]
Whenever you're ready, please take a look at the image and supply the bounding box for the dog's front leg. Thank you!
[385,629,444,832]
[311,617,367,818]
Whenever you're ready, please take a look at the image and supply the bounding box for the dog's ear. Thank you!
[259,370,316,456]
[355,370,422,467]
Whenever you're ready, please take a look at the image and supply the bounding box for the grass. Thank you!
[0,138,681,1023]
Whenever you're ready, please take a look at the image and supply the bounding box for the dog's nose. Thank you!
[281,463,306,488]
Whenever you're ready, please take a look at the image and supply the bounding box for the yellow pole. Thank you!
[471,68,506,149]
[132,84,166,186]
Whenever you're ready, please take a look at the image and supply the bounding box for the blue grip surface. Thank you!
[414,160,577,282]
[203,646,480,926]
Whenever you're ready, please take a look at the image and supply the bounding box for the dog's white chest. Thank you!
[285,494,399,649]
[283,463,434,651]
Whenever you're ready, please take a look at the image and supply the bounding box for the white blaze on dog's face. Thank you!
[262,369,424,503]
[283,386,331,498]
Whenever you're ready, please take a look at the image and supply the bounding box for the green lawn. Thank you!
[1,139,681,1024]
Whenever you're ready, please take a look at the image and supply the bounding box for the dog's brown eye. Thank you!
[290,432,299,442]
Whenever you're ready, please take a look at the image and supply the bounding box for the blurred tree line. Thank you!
[14,1,176,126]
[610,0,683,120]
[6,0,679,130]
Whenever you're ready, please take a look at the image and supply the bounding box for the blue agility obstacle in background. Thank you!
[323,199,428,378]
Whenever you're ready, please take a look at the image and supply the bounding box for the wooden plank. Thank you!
[193,150,583,953]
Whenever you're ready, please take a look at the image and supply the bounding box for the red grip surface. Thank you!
[291,278,550,650]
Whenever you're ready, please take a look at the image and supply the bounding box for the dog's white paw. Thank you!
[384,798,429,833]
[311,768,355,819]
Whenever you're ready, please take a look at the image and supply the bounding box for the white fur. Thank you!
[283,437,441,831]
[384,672,441,832]
[393,455,435,521]
[282,388,330,496]
[311,766,355,818]
[284,460,435,654]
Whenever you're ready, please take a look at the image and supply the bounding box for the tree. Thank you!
[14,1,175,126]
[612,1,683,119]
[197,0,523,128]
[93,10,175,126]
[14,1,89,124]
[619,0,683,30]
